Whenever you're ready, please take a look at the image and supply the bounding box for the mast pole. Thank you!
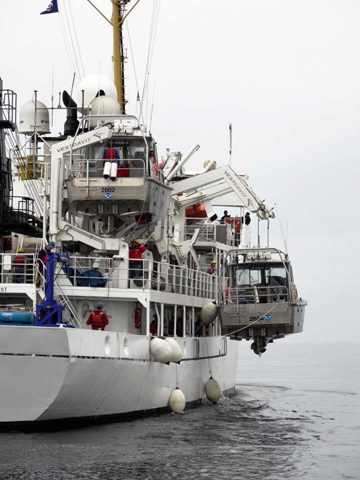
[86,0,141,114]
[112,1,126,114]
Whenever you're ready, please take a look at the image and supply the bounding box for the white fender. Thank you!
[164,337,183,363]
[200,302,218,326]
[103,161,111,179]
[169,388,186,413]
[110,162,117,180]
[150,337,173,364]
[204,377,222,403]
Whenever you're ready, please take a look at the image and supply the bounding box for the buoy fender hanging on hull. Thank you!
[164,337,183,363]
[150,337,173,364]
[200,302,218,326]
[169,388,186,413]
[204,377,222,403]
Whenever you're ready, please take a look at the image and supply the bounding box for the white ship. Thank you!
[0,1,306,430]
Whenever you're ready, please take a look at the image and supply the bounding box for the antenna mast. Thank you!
[86,0,140,114]
[112,1,128,113]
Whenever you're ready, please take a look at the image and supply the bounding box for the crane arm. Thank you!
[172,165,275,219]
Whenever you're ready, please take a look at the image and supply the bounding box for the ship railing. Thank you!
[0,253,37,284]
[185,220,239,246]
[224,286,289,311]
[65,158,146,181]
[55,255,218,299]
[13,154,50,180]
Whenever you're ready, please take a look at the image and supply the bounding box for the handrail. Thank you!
[225,286,290,309]
[65,157,146,181]
[71,114,149,167]
[0,253,219,299]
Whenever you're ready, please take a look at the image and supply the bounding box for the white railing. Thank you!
[224,286,289,312]
[0,253,220,300]
[184,218,242,247]
[65,158,146,181]
[0,253,36,284]
[57,255,218,299]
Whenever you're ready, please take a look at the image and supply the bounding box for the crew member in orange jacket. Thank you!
[86,302,109,331]
[129,239,147,278]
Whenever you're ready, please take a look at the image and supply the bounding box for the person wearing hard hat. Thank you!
[129,239,147,278]
[79,261,107,287]
[207,260,216,275]
[13,248,26,283]
[37,241,55,280]
[86,302,109,331]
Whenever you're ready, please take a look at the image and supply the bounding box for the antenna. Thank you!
[51,66,54,127]
[229,123,232,165]
[70,72,76,99]
[149,82,156,134]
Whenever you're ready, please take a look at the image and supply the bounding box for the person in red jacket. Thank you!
[207,260,216,275]
[13,248,25,283]
[86,302,109,331]
[129,239,147,278]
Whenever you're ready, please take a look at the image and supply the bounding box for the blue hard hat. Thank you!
[48,241,55,248]
[96,302,104,309]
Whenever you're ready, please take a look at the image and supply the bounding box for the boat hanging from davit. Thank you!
[0,0,306,431]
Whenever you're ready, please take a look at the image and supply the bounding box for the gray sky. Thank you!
[1,0,359,342]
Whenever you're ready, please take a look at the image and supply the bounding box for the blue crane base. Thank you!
[36,300,65,326]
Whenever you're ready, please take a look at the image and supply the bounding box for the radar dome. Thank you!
[88,96,122,128]
[19,100,50,135]
[76,75,117,111]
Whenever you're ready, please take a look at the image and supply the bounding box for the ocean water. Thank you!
[0,343,359,480]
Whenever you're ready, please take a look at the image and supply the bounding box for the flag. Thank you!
[40,0,59,15]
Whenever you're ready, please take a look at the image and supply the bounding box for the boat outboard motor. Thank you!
[63,90,79,137]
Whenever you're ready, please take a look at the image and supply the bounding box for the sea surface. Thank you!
[0,343,359,480]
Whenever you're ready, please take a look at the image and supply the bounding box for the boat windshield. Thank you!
[234,263,287,288]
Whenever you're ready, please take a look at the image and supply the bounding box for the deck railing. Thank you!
[0,253,219,300]
[57,255,218,299]
[224,286,289,312]
[184,219,244,247]
[65,158,146,181]
[0,253,37,284]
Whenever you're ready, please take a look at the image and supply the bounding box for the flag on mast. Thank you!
[40,1,59,15]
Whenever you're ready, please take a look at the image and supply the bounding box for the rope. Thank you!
[62,0,82,83]
[67,0,86,78]
[125,19,142,121]
[58,9,78,79]
[224,302,279,337]
[204,336,212,377]
[275,204,288,254]
[140,0,161,128]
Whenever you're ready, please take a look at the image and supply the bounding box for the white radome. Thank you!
[18,100,50,135]
[88,95,122,128]
[76,74,118,110]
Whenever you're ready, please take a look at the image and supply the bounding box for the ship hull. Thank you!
[0,326,238,429]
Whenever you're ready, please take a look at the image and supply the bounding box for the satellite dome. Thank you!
[76,75,117,111]
[88,96,122,128]
[19,100,50,135]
